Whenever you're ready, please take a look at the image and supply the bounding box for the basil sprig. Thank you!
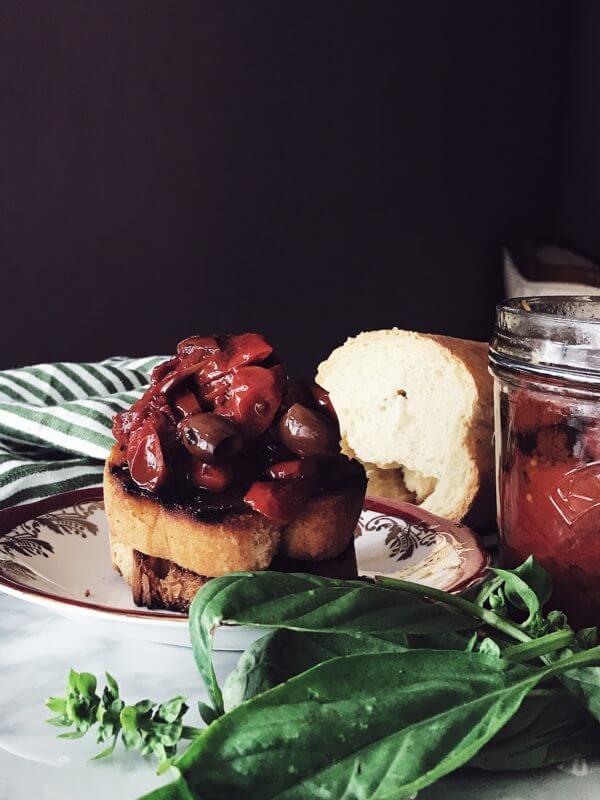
[46,670,200,769]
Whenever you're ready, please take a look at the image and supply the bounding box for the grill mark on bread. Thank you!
[109,463,249,523]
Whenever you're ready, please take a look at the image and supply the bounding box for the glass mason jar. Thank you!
[490,297,600,628]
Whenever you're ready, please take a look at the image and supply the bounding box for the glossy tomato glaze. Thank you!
[111,334,365,526]
[497,378,600,627]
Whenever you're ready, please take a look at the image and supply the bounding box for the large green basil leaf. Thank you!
[139,647,600,800]
[223,628,475,712]
[471,687,599,770]
[222,629,408,711]
[189,572,481,713]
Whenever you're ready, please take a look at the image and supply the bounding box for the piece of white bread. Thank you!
[316,330,494,525]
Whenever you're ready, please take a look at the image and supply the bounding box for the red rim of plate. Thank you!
[0,488,490,623]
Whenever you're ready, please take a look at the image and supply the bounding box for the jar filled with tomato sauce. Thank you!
[490,297,600,628]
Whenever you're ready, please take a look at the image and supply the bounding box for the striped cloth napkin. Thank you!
[0,356,165,510]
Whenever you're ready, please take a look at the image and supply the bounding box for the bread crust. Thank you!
[281,484,365,561]
[129,543,359,613]
[426,334,494,526]
[131,551,209,612]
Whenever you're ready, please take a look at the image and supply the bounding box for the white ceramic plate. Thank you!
[0,489,488,649]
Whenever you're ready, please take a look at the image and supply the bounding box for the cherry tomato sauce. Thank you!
[111,333,348,524]
[497,379,600,627]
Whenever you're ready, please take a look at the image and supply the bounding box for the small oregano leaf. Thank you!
[46,697,67,715]
[158,697,188,724]
[76,672,97,698]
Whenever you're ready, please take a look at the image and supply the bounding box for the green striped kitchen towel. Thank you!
[0,355,166,509]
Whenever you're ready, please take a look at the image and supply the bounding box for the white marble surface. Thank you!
[2,593,600,800]
[0,595,239,800]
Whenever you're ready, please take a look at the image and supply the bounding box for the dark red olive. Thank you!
[277,403,339,458]
[178,413,243,463]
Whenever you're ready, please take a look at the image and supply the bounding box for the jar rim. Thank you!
[490,295,600,384]
[497,295,600,324]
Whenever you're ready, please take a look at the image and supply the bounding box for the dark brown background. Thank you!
[2,2,599,376]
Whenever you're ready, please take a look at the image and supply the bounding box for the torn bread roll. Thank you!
[316,329,494,525]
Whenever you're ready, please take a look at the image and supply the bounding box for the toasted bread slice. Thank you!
[281,486,365,560]
[104,444,366,610]
[104,446,281,578]
[131,550,209,612]
[120,541,359,614]
[317,330,494,525]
